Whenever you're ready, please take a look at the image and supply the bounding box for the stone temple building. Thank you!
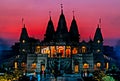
[12,7,109,75]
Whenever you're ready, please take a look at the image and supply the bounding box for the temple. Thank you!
[11,6,113,76]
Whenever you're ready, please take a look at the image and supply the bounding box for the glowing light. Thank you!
[74,65,79,73]
[97,49,100,53]
[97,40,100,43]
[35,46,40,54]
[106,62,109,70]
[22,40,25,43]
[14,62,17,69]
[83,63,89,69]
[32,63,36,69]
[97,62,101,67]
[72,48,78,54]
[82,46,86,53]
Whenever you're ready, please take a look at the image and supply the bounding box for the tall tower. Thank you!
[55,4,69,42]
[93,19,104,69]
[19,24,29,54]
[19,24,29,43]
[69,11,80,43]
[44,12,55,42]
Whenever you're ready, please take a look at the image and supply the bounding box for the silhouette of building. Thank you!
[11,6,111,75]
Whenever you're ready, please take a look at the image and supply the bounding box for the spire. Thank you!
[55,4,69,42]
[72,10,75,19]
[22,18,24,28]
[61,3,63,14]
[19,24,29,42]
[49,11,51,20]
[94,24,103,42]
[69,13,79,42]
[56,4,68,34]
[99,18,101,28]
[44,12,55,42]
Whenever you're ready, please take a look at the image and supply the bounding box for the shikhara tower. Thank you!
[12,5,107,75]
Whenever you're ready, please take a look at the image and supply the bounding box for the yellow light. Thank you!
[32,63,36,69]
[35,46,40,54]
[22,40,25,43]
[97,40,100,43]
[15,62,17,69]
[42,65,45,71]
[97,62,101,67]
[82,46,86,53]
[74,65,79,73]
[83,63,89,69]
[106,62,109,70]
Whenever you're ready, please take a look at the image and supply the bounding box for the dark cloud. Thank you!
[0,38,10,51]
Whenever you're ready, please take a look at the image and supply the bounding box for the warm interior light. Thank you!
[72,48,78,54]
[82,46,86,53]
[83,63,89,69]
[74,65,79,73]
[97,62,101,67]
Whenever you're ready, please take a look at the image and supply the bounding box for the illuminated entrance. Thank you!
[57,46,65,57]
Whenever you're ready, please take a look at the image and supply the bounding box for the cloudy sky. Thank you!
[0,0,120,49]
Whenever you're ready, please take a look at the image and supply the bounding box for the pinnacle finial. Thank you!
[49,11,51,20]
[99,18,101,28]
[22,18,24,27]
[72,10,75,19]
[60,3,63,13]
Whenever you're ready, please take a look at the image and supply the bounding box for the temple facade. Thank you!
[12,7,108,75]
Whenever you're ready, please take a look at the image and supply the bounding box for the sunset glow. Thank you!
[0,0,120,47]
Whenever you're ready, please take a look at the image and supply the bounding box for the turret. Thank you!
[94,24,103,43]
[93,22,104,70]
[19,24,29,43]
[44,13,55,42]
[55,4,69,42]
[69,14,79,43]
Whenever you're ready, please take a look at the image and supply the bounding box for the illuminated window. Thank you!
[94,64,97,70]
[97,62,101,68]
[82,46,86,53]
[51,46,56,57]
[22,40,25,43]
[21,62,26,68]
[97,49,100,53]
[72,48,78,54]
[57,46,65,57]
[83,63,89,69]
[66,46,71,48]
[22,49,25,52]
[41,64,45,71]
[97,40,100,43]
[14,62,18,69]
[66,48,71,57]
[35,46,40,54]
[106,62,109,70]
[74,65,79,73]
[31,63,36,69]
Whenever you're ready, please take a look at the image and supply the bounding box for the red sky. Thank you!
[0,0,120,47]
